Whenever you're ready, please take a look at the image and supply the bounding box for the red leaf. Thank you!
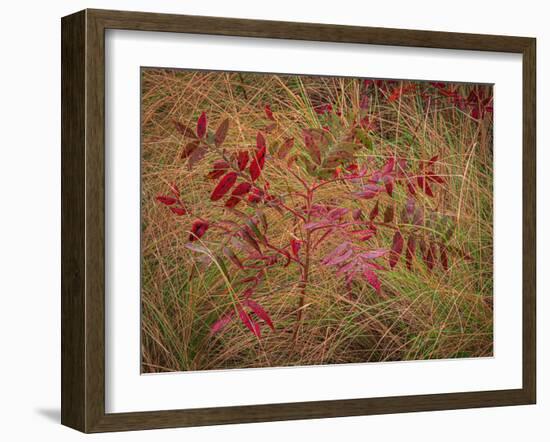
[196,112,207,139]
[207,160,230,179]
[170,207,187,216]
[412,207,424,226]
[263,123,277,133]
[303,129,321,163]
[424,180,434,197]
[187,145,207,170]
[156,195,177,205]
[223,246,243,269]
[425,242,435,270]
[323,248,353,266]
[359,115,373,130]
[363,269,381,293]
[381,157,395,175]
[417,176,434,197]
[277,137,294,159]
[384,176,394,196]
[406,197,415,217]
[360,249,388,259]
[189,220,209,241]
[214,118,230,147]
[224,182,252,208]
[237,151,249,171]
[440,244,449,271]
[181,141,199,159]
[264,104,275,121]
[327,207,349,221]
[383,205,394,223]
[352,208,363,221]
[238,307,261,337]
[232,182,252,196]
[173,120,198,139]
[388,86,403,103]
[350,229,375,241]
[240,228,262,253]
[243,299,274,330]
[406,235,416,271]
[419,238,426,256]
[355,184,382,199]
[389,230,404,268]
[396,158,408,176]
[210,311,235,336]
[211,172,238,201]
[467,89,478,104]
[369,201,379,221]
[223,196,240,209]
[290,239,302,257]
[314,103,333,114]
[427,173,445,184]
[256,132,266,150]
[250,145,267,181]
[247,187,263,203]
[322,243,350,265]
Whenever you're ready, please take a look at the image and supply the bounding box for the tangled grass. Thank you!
[140,69,493,373]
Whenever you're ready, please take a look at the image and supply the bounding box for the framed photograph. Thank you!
[61,9,536,433]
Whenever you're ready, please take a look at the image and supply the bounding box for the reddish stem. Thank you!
[292,187,313,344]
[278,201,306,221]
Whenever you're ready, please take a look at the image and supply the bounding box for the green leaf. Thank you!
[246,219,266,244]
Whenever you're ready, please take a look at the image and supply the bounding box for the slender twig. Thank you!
[292,187,313,344]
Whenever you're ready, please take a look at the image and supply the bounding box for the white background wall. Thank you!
[0,0,547,440]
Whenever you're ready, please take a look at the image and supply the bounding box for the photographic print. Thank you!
[140,69,494,373]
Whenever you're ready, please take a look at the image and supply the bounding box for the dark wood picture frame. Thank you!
[61,8,536,433]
